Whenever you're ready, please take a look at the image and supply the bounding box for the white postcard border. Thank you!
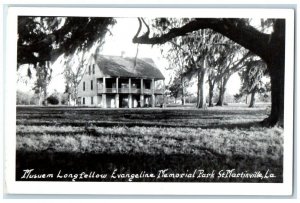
[4,7,295,195]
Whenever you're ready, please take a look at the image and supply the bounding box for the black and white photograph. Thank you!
[3,6,294,195]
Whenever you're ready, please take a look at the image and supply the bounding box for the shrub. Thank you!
[47,95,59,105]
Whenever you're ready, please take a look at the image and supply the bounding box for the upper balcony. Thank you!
[105,88,117,93]
[118,88,130,93]
[98,88,138,94]
[97,77,164,95]
[131,88,141,94]
[98,87,164,94]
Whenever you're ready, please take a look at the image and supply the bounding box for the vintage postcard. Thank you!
[4,6,294,195]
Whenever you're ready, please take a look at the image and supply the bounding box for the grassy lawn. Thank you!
[16,103,283,182]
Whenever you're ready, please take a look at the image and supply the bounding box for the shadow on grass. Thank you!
[16,150,282,183]
[201,121,264,129]
[16,120,265,130]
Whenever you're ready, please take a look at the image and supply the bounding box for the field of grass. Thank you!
[16,103,283,182]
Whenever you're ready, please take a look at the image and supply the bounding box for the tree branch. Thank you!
[214,51,251,83]
[132,18,271,61]
[133,18,143,39]
[141,18,150,36]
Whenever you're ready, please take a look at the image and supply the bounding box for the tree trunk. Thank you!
[42,62,49,106]
[262,20,285,127]
[196,68,206,108]
[208,82,214,107]
[38,87,42,106]
[68,94,71,106]
[249,91,256,108]
[216,77,229,106]
[263,59,284,126]
[216,87,224,106]
[74,86,78,106]
[181,77,185,106]
[181,96,185,105]
[43,87,47,106]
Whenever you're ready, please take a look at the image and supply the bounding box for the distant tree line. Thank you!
[17,90,69,105]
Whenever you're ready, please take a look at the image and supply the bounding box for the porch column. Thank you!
[140,78,144,108]
[129,78,132,94]
[152,94,155,107]
[151,78,155,107]
[103,77,106,93]
[151,79,155,94]
[115,94,119,108]
[116,77,119,93]
[102,94,107,108]
[128,94,132,108]
[140,95,144,107]
[128,78,132,108]
[140,78,144,94]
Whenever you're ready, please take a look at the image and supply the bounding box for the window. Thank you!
[89,65,91,75]
[91,80,93,90]
[91,97,94,105]
[92,64,95,74]
[83,82,85,91]
[83,97,85,105]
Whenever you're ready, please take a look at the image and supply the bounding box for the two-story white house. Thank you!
[77,54,165,108]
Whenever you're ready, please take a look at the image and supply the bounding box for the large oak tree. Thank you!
[18,16,115,68]
[238,59,268,108]
[133,18,285,126]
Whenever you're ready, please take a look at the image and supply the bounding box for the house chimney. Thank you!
[121,51,125,58]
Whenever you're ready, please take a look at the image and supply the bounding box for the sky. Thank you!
[17,17,242,96]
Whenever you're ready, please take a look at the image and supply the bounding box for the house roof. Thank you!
[94,55,165,79]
